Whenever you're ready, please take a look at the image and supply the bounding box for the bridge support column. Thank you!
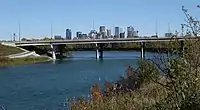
[140,42,145,60]
[58,44,65,59]
[95,43,104,59]
[95,43,100,59]
[51,44,56,60]
[99,44,104,59]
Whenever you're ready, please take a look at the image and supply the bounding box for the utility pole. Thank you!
[155,20,158,37]
[18,20,21,42]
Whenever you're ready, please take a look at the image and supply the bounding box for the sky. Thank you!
[0,0,200,40]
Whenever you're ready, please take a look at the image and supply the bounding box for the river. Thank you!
[0,51,159,110]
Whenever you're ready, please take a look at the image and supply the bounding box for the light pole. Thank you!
[18,20,21,42]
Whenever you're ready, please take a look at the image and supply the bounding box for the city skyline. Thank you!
[0,0,199,40]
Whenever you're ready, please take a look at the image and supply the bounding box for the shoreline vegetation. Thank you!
[0,44,24,56]
[0,56,51,67]
[0,44,52,67]
[69,38,200,109]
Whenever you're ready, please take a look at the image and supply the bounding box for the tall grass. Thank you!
[0,57,50,67]
[0,44,24,56]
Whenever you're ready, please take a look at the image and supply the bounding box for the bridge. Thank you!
[14,37,196,46]
[13,37,198,60]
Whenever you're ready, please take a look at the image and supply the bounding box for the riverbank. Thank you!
[70,65,167,110]
[0,44,24,56]
[0,44,52,67]
[0,56,51,67]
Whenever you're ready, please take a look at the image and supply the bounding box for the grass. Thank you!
[0,44,24,56]
[0,44,51,67]
[0,57,50,67]
[70,82,167,110]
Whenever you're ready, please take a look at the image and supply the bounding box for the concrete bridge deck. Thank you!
[11,37,197,60]
[14,37,197,46]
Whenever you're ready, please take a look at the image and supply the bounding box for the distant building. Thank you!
[120,32,125,38]
[13,33,16,41]
[134,31,139,37]
[115,27,120,38]
[76,32,82,39]
[66,29,72,40]
[107,29,111,37]
[99,26,106,39]
[127,26,134,38]
[89,30,97,39]
[99,26,106,33]
[96,33,101,39]
[54,35,62,40]
[165,33,173,37]
[151,35,158,38]
[81,34,87,39]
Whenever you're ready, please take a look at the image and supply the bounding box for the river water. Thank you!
[0,51,158,110]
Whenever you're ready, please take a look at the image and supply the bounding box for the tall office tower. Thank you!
[89,30,97,39]
[99,26,106,33]
[114,27,120,38]
[127,26,134,38]
[66,29,72,40]
[106,29,111,37]
[76,31,82,39]
[99,26,106,39]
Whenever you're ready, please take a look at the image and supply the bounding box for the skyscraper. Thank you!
[127,26,134,38]
[115,27,120,38]
[76,31,82,39]
[119,28,125,38]
[66,29,72,40]
[99,26,106,33]
[99,26,106,39]
[89,30,97,39]
[106,29,111,37]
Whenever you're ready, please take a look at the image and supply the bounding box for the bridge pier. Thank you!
[96,47,99,60]
[140,42,145,60]
[99,44,104,59]
[58,44,65,59]
[51,44,56,60]
[95,43,103,59]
